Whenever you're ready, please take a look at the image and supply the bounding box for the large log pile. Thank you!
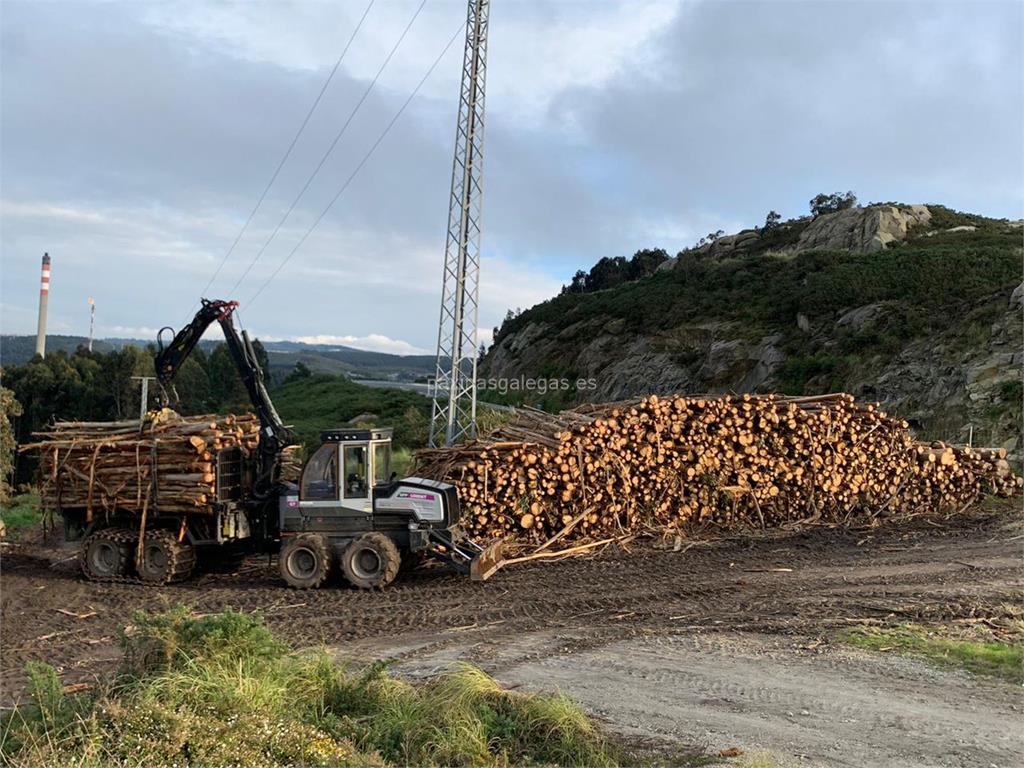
[24,411,260,522]
[416,394,1021,545]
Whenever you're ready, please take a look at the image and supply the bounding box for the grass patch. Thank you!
[840,624,1024,684]
[1,607,617,767]
[0,492,41,535]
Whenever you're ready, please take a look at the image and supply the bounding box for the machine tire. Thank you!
[279,534,331,589]
[139,530,196,584]
[81,530,131,580]
[341,533,400,589]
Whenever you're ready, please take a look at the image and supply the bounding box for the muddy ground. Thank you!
[2,503,1022,766]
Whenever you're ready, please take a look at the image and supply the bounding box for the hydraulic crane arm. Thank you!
[155,299,294,498]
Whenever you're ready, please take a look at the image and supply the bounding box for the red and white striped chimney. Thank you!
[35,252,50,358]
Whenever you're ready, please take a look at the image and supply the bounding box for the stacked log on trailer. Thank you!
[24,411,261,521]
[415,393,1022,546]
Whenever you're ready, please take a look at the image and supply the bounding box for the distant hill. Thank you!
[0,335,119,362]
[0,334,437,382]
[260,341,436,382]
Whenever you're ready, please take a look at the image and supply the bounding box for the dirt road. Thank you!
[348,628,1021,768]
[2,505,1022,766]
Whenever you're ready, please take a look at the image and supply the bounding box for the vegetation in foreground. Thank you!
[840,623,1024,684]
[0,607,616,768]
[0,492,41,537]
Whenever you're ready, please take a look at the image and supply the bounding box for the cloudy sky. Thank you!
[2,0,1021,355]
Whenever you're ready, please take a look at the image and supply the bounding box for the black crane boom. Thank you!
[155,299,294,498]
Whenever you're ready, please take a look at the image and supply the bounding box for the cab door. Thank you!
[340,442,372,513]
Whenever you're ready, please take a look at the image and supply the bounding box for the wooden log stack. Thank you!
[415,393,1022,545]
[23,411,261,522]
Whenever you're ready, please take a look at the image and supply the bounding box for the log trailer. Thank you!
[74,298,501,589]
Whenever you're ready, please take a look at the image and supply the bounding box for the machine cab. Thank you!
[299,428,392,514]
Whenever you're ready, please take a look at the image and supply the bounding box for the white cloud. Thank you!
[1,200,107,224]
[100,324,164,338]
[290,333,429,355]
[479,255,562,320]
[138,0,684,124]
[626,211,748,251]
[489,1,682,122]
[0,191,564,352]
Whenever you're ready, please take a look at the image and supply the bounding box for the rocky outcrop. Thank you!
[707,228,761,256]
[666,205,934,267]
[487,319,788,402]
[796,205,932,252]
[836,303,884,331]
[862,297,1022,455]
[1010,281,1023,310]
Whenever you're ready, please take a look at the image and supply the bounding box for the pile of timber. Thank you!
[24,412,260,522]
[415,393,1022,545]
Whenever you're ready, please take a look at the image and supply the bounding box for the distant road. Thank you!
[354,379,517,413]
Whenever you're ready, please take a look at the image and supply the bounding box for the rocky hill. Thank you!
[483,204,1023,454]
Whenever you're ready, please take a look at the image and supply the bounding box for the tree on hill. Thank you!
[561,249,670,295]
[809,191,858,217]
[283,361,312,384]
[208,339,269,409]
[628,248,670,279]
[566,270,588,294]
[97,345,154,418]
[763,210,782,233]
[0,386,22,505]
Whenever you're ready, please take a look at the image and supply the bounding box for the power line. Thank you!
[227,0,429,297]
[246,21,465,308]
[198,0,376,301]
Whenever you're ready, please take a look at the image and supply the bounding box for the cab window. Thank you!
[373,443,391,485]
[344,445,368,499]
[301,445,337,500]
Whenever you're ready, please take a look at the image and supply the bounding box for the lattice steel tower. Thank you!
[429,0,489,447]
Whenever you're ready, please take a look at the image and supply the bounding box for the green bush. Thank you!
[999,379,1023,405]
[120,606,285,677]
[776,355,841,395]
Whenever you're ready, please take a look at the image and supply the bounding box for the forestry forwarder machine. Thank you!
[74,299,502,589]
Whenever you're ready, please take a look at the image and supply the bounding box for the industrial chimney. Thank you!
[35,252,50,358]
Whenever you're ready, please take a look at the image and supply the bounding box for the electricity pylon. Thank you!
[429,0,489,447]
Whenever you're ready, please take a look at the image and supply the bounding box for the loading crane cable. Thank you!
[227,0,429,298]
[245,20,466,308]
[197,0,376,302]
